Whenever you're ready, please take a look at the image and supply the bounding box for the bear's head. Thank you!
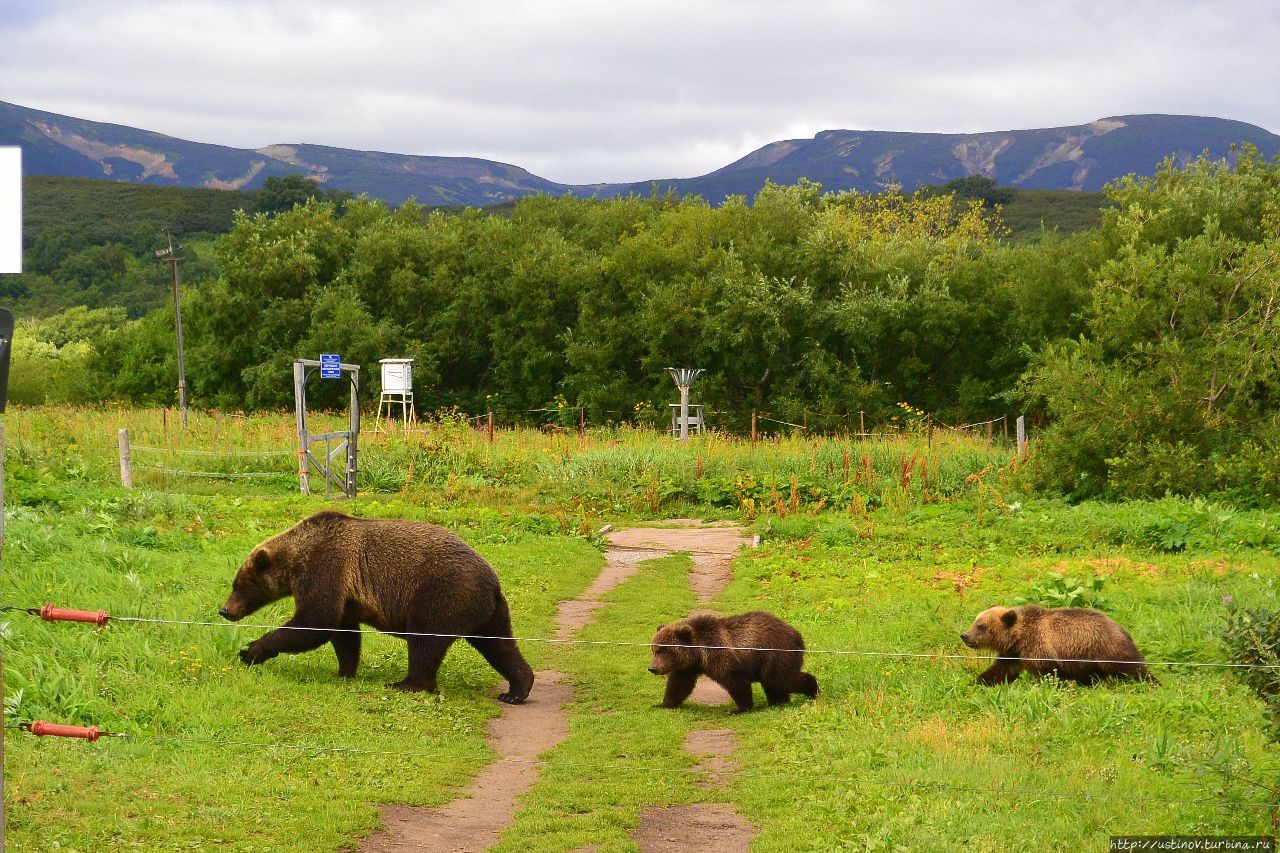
[649,622,698,675]
[219,546,292,621]
[960,606,1018,651]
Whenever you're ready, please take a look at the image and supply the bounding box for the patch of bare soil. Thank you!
[555,545,665,639]
[360,673,573,853]
[683,728,739,788]
[633,804,756,853]
[606,524,749,604]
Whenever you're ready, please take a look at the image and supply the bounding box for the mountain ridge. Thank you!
[4,99,1278,206]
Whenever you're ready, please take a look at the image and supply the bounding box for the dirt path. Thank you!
[360,520,754,852]
[631,726,755,852]
[612,522,758,853]
[360,673,573,852]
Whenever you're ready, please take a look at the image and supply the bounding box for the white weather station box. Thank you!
[379,358,414,393]
[1,147,20,274]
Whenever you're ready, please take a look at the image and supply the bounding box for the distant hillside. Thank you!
[4,100,1277,208]
[23,176,256,246]
[1,100,567,206]
[597,115,1280,203]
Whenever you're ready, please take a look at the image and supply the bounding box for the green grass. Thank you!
[4,405,1280,849]
[1,492,602,851]
[478,503,1280,850]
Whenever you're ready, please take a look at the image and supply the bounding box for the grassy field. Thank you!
[3,406,1279,850]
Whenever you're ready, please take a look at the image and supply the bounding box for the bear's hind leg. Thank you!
[391,636,455,692]
[468,636,535,704]
[467,593,535,704]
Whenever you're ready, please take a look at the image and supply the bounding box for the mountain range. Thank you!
[4,99,1279,206]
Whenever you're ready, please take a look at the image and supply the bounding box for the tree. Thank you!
[1023,147,1280,500]
[257,174,331,215]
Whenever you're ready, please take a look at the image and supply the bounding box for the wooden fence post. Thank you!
[118,428,134,489]
[487,411,494,445]
[751,410,758,447]
[1016,415,1027,458]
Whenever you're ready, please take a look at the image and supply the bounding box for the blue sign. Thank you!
[320,353,341,379]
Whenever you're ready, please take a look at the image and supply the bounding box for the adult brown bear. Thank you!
[961,604,1155,686]
[219,510,535,704]
[649,611,818,712]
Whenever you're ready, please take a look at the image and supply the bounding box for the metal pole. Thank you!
[347,367,360,498]
[160,233,188,429]
[294,361,310,495]
[679,385,690,442]
[118,428,133,488]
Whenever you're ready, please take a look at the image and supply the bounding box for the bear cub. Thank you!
[961,604,1156,686]
[219,510,535,704]
[649,611,818,712]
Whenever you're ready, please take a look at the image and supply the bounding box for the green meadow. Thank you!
[3,407,1279,850]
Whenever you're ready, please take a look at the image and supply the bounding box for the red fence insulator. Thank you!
[25,721,102,741]
[38,605,110,627]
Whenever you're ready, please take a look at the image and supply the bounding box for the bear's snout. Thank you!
[648,665,660,675]
[219,602,244,622]
[960,631,976,648]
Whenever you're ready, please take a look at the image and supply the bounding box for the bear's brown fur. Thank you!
[649,611,818,712]
[219,510,534,704]
[961,604,1156,686]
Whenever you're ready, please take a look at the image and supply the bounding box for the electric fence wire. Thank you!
[5,607,1274,671]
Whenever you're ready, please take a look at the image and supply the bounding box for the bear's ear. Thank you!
[674,625,694,644]
[1000,610,1018,628]
[250,548,273,572]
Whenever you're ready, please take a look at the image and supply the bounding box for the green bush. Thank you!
[1221,602,1280,733]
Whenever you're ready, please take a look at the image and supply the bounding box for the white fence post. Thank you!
[118,428,134,489]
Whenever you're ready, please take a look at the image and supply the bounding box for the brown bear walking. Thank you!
[219,510,535,704]
[649,611,818,712]
[960,604,1156,686]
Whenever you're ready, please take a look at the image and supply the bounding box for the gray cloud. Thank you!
[2,0,1277,184]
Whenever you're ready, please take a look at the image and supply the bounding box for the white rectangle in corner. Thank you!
[1,147,22,273]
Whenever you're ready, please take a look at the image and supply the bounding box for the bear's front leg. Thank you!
[332,628,362,678]
[723,679,755,712]
[240,618,334,666]
[977,656,1022,685]
[660,671,698,708]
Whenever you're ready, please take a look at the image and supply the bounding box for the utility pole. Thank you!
[156,232,188,428]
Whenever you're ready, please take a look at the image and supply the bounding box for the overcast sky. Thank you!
[1,0,1277,185]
